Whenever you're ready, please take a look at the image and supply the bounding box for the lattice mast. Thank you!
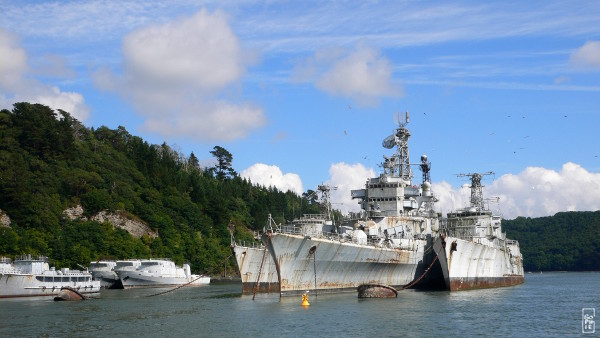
[317,184,337,220]
[382,111,412,183]
[457,172,494,211]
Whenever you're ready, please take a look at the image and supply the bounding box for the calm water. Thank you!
[1,272,599,337]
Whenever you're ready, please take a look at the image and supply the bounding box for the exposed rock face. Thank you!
[91,210,158,239]
[63,205,157,239]
[63,205,87,221]
[0,209,11,228]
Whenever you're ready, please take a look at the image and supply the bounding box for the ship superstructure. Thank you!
[433,172,525,291]
[267,113,443,295]
[0,255,100,298]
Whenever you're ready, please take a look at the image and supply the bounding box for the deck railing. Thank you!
[274,225,424,251]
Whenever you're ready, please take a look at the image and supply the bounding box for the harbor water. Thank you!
[1,272,598,337]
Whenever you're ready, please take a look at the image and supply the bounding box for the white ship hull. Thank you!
[232,243,279,293]
[267,232,437,295]
[119,272,210,288]
[0,274,100,298]
[433,235,524,291]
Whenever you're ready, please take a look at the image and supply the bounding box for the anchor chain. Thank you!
[402,254,438,290]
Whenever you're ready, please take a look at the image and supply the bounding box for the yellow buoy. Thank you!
[301,293,310,306]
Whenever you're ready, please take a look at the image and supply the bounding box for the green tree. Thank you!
[188,152,199,171]
[210,146,236,180]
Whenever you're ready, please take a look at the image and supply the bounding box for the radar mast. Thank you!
[457,172,494,211]
[381,111,412,183]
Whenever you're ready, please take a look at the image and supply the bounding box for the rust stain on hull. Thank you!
[233,242,280,293]
[241,282,280,294]
[449,276,525,291]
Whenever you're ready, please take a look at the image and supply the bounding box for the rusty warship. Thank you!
[266,113,443,295]
[231,216,279,294]
[433,172,524,291]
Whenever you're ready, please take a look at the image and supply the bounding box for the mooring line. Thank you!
[252,238,269,300]
[402,255,438,290]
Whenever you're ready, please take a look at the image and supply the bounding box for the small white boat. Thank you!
[89,261,119,289]
[110,259,142,289]
[116,259,210,288]
[0,255,100,298]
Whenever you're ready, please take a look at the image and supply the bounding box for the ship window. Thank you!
[44,276,53,282]
[36,276,44,282]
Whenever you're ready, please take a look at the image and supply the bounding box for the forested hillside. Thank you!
[504,211,600,271]
[0,102,324,275]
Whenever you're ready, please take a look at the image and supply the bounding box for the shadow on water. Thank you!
[206,292,242,299]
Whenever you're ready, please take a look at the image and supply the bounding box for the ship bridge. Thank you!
[351,112,439,218]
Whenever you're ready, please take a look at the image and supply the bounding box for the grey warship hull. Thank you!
[267,231,439,295]
[433,235,524,291]
[232,242,279,293]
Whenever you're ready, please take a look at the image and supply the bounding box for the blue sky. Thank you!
[1,1,599,219]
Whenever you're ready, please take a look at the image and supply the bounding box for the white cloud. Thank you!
[241,163,303,195]
[293,44,402,104]
[34,87,88,119]
[432,181,470,216]
[95,9,266,142]
[141,101,265,141]
[325,162,376,214]
[0,29,89,120]
[0,30,28,90]
[570,41,600,69]
[122,9,245,92]
[488,163,600,219]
